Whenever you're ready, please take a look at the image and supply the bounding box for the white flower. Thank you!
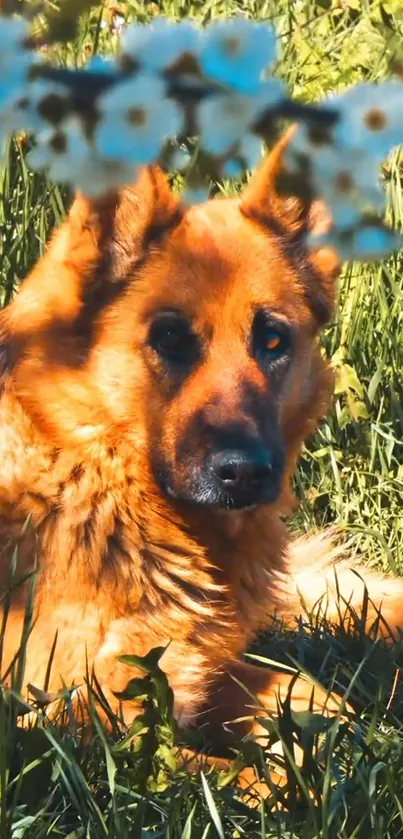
[311,145,384,220]
[238,133,263,168]
[222,133,262,177]
[333,81,403,160]
[308,222,402,262]
[171,146,191,171]
[198,79,283,156]
[28,116,138,197]
[28,117,91,181]
[222,158,243,178]
[0,80,71,155]
[0,17,36,113]
[284,123,325,173]
[121,18,200,71]
[182,184,210,205]
[320,195,361,231]
[351,224,401,261]
[287,126,385,229]
[199,17,277,93]
[74,156,138,197]
[85,55,116,75]
[94,74,182,167]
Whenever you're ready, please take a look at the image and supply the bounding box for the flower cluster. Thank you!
[285,84,403,259]
[1,12,403,263]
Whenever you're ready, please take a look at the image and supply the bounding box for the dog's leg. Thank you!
[187,659,343,800]
[200,659,343,747]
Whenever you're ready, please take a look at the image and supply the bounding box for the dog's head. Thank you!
[3,131,340,513]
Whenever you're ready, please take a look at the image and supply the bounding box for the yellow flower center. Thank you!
[127,107,148,127]
[363,108,387,132]
[222,36,242,57]
[50,132,67,154]
[334,170,354,194]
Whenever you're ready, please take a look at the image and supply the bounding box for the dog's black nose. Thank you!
[210,447,272,491]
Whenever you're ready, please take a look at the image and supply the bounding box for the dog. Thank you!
[1,130,403,756]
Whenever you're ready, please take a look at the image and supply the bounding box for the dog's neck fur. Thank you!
[0,378,288,644]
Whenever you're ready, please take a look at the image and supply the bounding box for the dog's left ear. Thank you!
[4,165,182,338]
[240,128,341,324]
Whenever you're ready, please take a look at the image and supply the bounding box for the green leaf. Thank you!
[347,396,370,422]
[118,646,168,673]
[201,772,225,839]
[291,710,335,736]
[335,363,364,397]
[181,803,197,839]
[368,360,385,404]
[113,676,150,701]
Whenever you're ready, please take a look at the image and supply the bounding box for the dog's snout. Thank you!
[209,447,272,491]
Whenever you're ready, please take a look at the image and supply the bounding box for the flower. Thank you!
[28,116,91,182]
[94,74,182,167]
[120,18,200,71]
[308,221,402,262]
[74,156,138,197]
[0,16,37,113]
[85,55,117,75]
[333,81,403,160]
[222,133,262,177]
[0,80,70,151]
[311,145,384,221]
[28,116,138,196]
[170,146,191,171]
[284,123,330,173]
[197,79,283,156]
[286,125,385,229]
[237,132,263,168]
[199,17,277,93]
[182,184,210,205]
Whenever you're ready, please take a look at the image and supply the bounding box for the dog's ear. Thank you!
[0,166,182,444]
[6,166,182,336]
[240,128,341,324]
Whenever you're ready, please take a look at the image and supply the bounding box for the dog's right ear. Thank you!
[240,128,341,326]
[5,166,182,337]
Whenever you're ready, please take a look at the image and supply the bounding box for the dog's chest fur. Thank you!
[0,382,287,723]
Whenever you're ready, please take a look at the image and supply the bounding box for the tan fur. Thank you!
[1,135,403,760]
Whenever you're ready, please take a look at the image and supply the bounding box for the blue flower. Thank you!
[334,82,403,161]
[197,79,283,156]
[0,17,36,113]
[121,18,200,72]
[199,17,277,93]
[28,116,93,182]
[287,126,385,230]
[85,56,117,75]
[353,223,402,261]
[308,223,402,262]
[222,134,262,178]
[94,74,182,167]
[182,184,211,205]
[28,116,138,197]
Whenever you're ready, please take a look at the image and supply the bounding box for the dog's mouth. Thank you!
[153,445,284,512]
[162,479,281,512]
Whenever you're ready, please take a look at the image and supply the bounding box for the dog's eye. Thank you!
[252,312,291,366]
[149,314,197,364]
[264,329,287,357]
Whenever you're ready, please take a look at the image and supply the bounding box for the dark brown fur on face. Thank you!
[1,132,403,754]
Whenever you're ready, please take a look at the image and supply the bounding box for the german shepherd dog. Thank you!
[1,131,403,754]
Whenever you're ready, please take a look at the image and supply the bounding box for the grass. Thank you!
[1,0,403,836]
